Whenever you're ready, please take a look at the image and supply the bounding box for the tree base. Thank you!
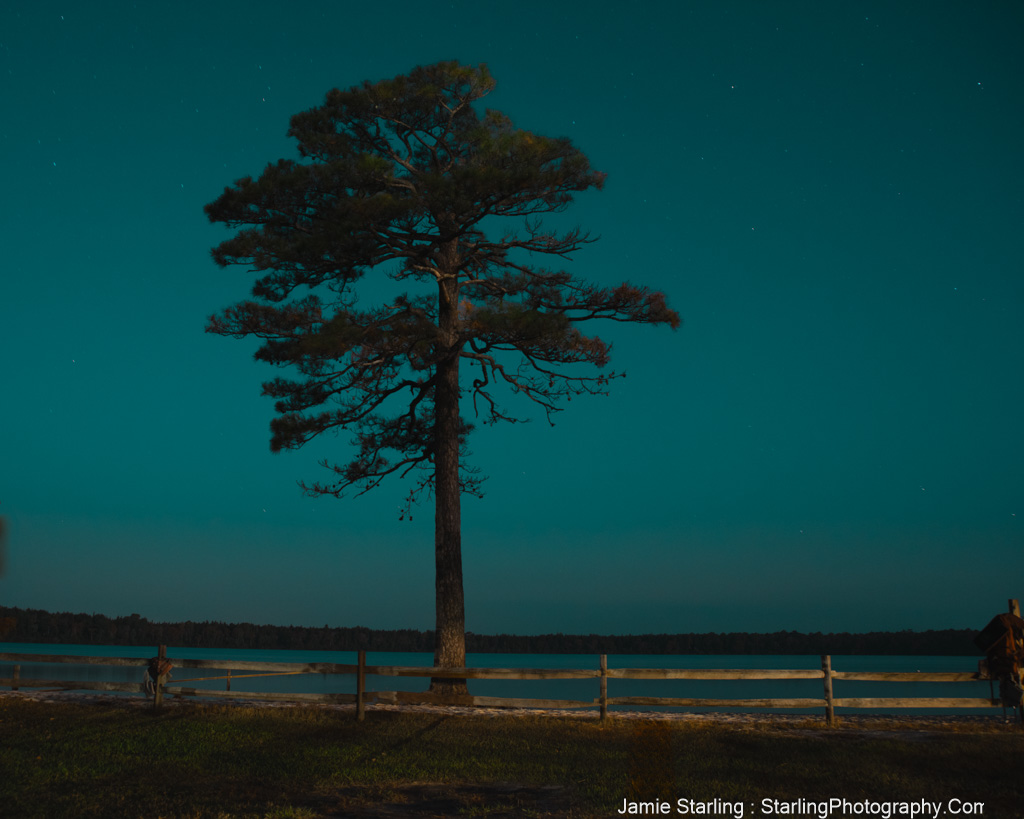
[428,677,469,696]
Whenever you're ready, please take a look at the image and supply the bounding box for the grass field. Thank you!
[1,697,1022,818]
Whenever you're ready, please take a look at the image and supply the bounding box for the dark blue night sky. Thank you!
[2,2,1022,636]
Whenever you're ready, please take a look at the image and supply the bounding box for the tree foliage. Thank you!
[205,61,679,508]
[0,606,982,657]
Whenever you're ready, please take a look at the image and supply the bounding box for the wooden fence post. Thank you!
[226,669,231,692]
[153,644,167,711]
[12,664,19,691]
[600,654,608,722]
[1010,599,1020,618]
[821,654,835,728]
[356,650,366,722]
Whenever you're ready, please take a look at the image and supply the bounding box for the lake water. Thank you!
[0,642,999,716]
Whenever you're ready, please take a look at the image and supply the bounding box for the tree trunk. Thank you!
[429,267,468,695]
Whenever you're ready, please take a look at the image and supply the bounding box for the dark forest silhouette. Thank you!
[0,606,980,656]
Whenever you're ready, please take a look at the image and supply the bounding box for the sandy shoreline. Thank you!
[1,689,1015,730]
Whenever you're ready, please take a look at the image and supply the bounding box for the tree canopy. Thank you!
[205,61,679,689]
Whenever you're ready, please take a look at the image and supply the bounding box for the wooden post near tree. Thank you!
[1011,599,1021,618]
[821,654,835,728]
[599,654,608,721]
[11,664,19,692]
[356,650,366,721]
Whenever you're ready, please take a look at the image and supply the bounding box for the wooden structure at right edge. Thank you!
[974,598,1024,723]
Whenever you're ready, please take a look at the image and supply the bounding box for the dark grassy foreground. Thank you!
[1,698,1022,819]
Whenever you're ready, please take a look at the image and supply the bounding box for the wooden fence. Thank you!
[0,649,1007,727]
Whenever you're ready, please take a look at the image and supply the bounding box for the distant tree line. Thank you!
[0,606,981,655]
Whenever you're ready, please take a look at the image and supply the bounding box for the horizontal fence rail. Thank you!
[0,649,1007,726]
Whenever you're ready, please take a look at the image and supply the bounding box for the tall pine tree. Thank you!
[205,61,679,693]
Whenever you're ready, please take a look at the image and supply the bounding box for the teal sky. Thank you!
[2,2,1022,638]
